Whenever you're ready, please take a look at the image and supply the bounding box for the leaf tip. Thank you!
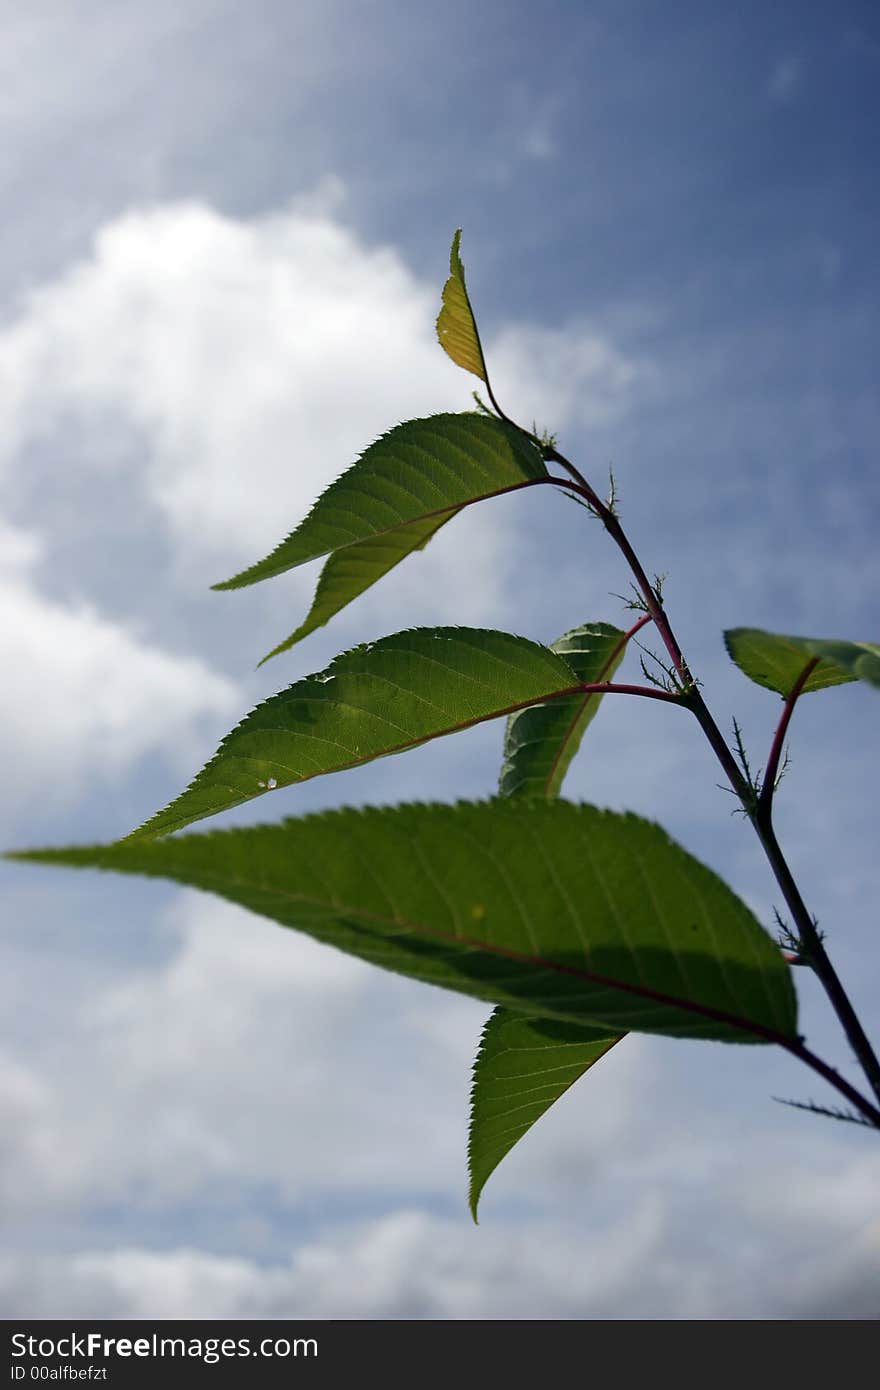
[210,570,246,592]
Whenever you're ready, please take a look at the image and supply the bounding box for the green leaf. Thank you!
[126,628,588,840]
[259,515,452,664]
[499,622,627,799]
[14,800,798,1044]
[214,413,544,592]
[435,230,489,383]
[724,628,880,697]
[468,1009,620,1219]
[472,621,629,1214]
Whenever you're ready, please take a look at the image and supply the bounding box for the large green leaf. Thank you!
[435,230,489,383]
[127,628,589,840]
[260,515,452,664]
[14,801,798,1043]
[471,621,629,1215]
[214,413,544,592]
[468,1009,621,1220]
[724,628,880,697]
[499,622,627,799]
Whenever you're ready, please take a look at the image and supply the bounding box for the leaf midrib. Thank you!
[130,679,592,838]
[113,854,792,1043]
[215,475,551,589]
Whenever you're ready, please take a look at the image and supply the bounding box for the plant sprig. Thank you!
[10,229,880,1218]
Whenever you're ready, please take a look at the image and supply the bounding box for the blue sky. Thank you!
[1,0,879,1318]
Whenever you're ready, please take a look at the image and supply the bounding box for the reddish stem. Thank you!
[757,658,819,818]
[546,448,690,684]
[577,681,680,705]
[622,612,654,646]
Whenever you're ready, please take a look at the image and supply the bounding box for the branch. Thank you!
[755,820,880,1106]
[544,443,880,1113]
[757,657,819,819]
[545,446,692,686]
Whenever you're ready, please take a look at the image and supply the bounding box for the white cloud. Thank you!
[0,887,643,1214]
[3,878,879,1319]
[0,195,469,567]
[3,1171,880,1318]
[0,1054,58,1208]
[0,192,649,634]
[0,516,238,812]
[490,321,651,435]
[0,518,42,574]
[0,5,214,141]
[0,892,464,1207]
[0,1204,674,1319]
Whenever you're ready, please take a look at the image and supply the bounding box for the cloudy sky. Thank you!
[2,0,879,1319]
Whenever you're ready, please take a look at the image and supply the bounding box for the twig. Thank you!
[757,658,819,818]
[542,443,880,1117]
